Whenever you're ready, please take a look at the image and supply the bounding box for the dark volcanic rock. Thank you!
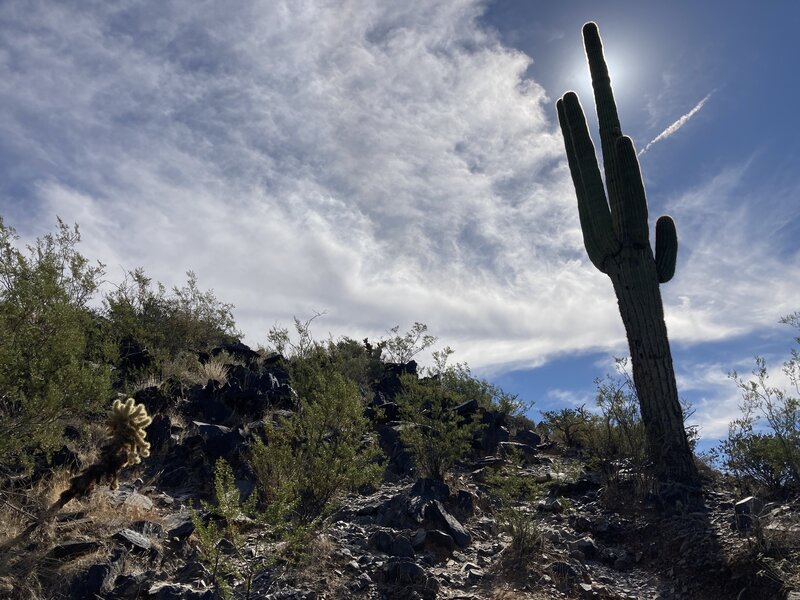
[113,528,153,553]
[514,428,542,447]
[191,421,242,461]
[133,385,171,416]
[162,512,195,541]
[424,500,471,548]
[145,413,173,452]
[390,535,415,558]
[368,529,393,553]
[212,341,260,364]
[410,478,450,501]
[425,529,457,553]
[377,424,414,477]
[373,361,417,402]
[49,539,101,560]
[67,548,123,598]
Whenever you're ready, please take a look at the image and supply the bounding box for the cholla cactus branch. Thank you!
[2,399,152,551]
[107,397,152,473]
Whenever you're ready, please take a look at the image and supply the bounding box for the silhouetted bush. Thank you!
[717,316,800,495]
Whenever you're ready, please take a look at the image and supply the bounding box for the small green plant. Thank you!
[249,367,382,525]
[192,459,266,600]
[485,462,543,563]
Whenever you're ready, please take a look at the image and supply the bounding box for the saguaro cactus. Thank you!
[556,22,697,485]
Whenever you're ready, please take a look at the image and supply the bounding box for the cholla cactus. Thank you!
[107,397,152,473]
[4,399,154,548]
[62,397,152,496]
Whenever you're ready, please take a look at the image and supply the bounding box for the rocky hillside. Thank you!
[1,341,797,600]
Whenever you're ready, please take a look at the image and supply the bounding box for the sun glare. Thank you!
[568,44,636,110]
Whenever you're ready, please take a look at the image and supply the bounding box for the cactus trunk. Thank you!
[556,22,698,486]
[607,252,696,484]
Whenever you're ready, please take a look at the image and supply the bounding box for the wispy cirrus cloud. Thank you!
[0,0,614,370]
[0,1,797,377]
[638,91,713,156]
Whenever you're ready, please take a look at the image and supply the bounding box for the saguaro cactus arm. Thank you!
[556,93,619,272]
[655,216,678,283]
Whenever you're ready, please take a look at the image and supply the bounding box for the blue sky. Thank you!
[1,1,798,449]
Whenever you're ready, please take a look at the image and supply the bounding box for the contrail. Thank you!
[638,92,713,156]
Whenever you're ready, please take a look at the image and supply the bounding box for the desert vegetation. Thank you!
[0,216,797,599]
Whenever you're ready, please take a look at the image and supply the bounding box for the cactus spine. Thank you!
[556,23,697,486]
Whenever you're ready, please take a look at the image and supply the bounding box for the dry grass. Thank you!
[132,373,164,393]
[0,464,165,600]
[291,533,350,599]
[160,353,231,387]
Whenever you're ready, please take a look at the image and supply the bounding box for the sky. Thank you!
[1,0,798,450]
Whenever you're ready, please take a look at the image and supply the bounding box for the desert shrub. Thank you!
[324,336,385,391]
[439,354,531,418]
[583,363,651,498]
[383,322,437,363]
[539,405,594,449]
[395,351,485,480]
[104,268,240,385]
[718,315,800,494]
[0,218,112,464]
[582,358,698,499]
[249,366,382,525]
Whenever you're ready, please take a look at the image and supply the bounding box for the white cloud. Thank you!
[0,1,797,377]
[639,91,713,156]
[662,160,800,344]
[0,0,619,368]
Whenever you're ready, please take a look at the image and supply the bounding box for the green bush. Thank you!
[718,316,800,494]
[249,366,382,525]
[383,322,437,363]
[485,460,543,562]
[395,352,485,481]
[104,268,240,385]
[0,218,112,464]
[539,405,594,449]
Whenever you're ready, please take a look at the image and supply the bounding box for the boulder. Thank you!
[424,500,470,548]
[49,540,101,560]
[145,414,173,451]
[113,528,153,553]
[68,547,124,597]
[133,385,171,416]
[211,341,260,364]
[733,496,764,532]
[192,421,242,461]
[514,428,542,447]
